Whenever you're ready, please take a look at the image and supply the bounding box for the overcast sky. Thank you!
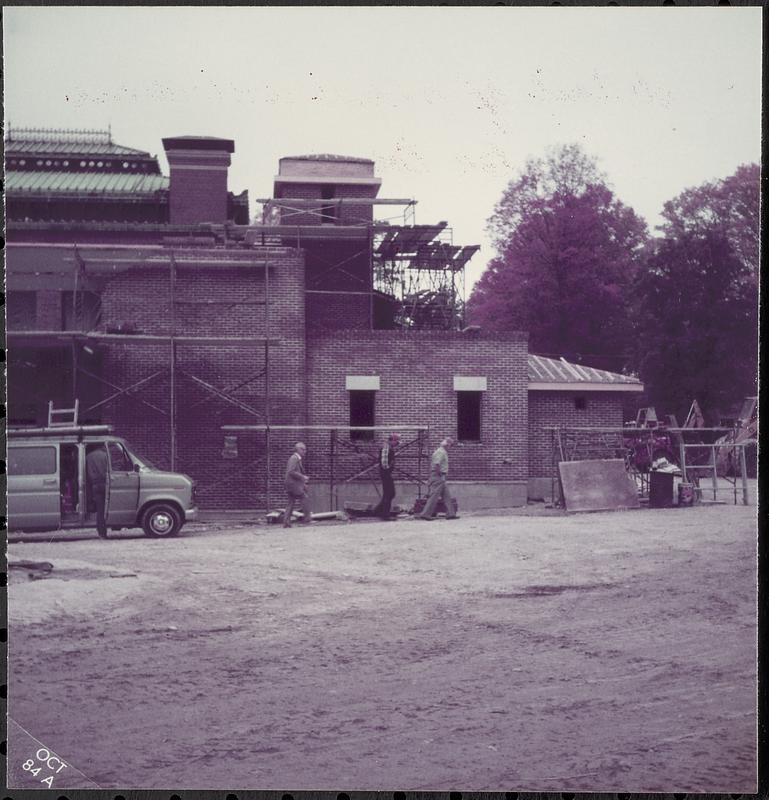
[4,6,761,290]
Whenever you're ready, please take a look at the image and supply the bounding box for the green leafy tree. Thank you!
[469,144,647,371]
[631,164,759,422]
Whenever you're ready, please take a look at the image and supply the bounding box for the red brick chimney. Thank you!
[162,135,235,224]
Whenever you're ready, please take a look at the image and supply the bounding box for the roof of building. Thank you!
[5,128,154,158]
[5,170,169,196]
[6,139,153,158]
[162,135,235,153]
[528,354,642,387]
[282,154,374,164]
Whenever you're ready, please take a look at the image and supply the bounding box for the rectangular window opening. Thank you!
[574,396,587,411]
[349,390,375,440]
[320,184,336,224]
[457,391,482,442]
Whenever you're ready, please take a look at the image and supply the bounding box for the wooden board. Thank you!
[558,459,640,512]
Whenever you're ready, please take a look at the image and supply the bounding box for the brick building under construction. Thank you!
[4,127,644,510]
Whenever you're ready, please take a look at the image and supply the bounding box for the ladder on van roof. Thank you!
[48,399,79,428]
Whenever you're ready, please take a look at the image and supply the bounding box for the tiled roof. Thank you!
[5,139,153,158]
[5,170,169,196]
[284,154,374,164]
[528,354,641,385]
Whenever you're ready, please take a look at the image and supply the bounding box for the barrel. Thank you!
[678,482,695,507]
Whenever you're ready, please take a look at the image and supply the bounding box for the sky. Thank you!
[3,6,761,291]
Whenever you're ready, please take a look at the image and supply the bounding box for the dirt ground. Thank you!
[7,495,758,792]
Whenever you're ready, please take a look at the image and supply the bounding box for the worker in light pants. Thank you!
[283,442,312,527]
[418,437,458,520]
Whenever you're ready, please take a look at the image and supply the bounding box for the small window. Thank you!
[8,446,57,476]
[108,442,132,472]
[320,184,336,224]
[457,391,482,442]
[349,390,375,440]
[574,396,587,411]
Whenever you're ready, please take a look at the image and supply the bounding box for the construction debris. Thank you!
[558,459,640,513]
[265,509,347,524]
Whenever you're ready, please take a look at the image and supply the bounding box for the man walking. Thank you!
[418,437,458,520]
[372,432,399,520]
[284,442,311,528]
[86,443,109,539]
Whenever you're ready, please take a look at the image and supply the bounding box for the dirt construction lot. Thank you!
[7,498,758,792]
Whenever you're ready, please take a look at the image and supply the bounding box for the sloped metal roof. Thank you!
[5,139,153,157]
[528,354,641,385]
[5,170,169,196]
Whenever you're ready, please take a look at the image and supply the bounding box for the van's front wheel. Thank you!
[142,503,182,538]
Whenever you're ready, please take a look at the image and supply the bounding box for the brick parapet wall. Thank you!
[306,329,530,482]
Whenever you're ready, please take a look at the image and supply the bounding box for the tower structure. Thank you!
[257,153,477,331]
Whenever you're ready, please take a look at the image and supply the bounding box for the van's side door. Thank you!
[7,444,61,531]
[106,440,140,525]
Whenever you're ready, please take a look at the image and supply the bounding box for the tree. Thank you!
[631,165,759,422]
[469,144,648,371]
[658,163,759,284]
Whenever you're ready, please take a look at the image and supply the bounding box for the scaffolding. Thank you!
[6,243,277,479]
[251,195,478,331]
[221,424,430,512]
[372,222,477,330]
[545,426,754,506]
[255,196,417,228]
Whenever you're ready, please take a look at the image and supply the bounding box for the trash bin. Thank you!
[649,470,675,508]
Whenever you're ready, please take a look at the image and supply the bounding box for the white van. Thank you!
[7,425,198,537]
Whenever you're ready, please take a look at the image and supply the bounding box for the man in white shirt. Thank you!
[418,437,458,520]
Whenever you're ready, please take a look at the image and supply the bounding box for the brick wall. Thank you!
[6,291,37,330]
[337,184,375,226]
[306,293,371,332]
[94,245,307,508]
[36,290,61,328]
[165,144,233,224]
[277,184,324,226]
[277,182,374,227]
[168,167,229,224]
[306,329,530,482]
[528,390,626,477]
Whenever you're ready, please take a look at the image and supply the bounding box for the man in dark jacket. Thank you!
[373,432,399,520]
[284,442,311,528]
[86,443,109,539]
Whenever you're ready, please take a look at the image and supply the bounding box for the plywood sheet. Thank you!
[558,458,639,512]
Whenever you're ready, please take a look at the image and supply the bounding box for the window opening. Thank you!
[320,184,336,224]
[457,391,482,442]
[108,442,132,472]
[349,390,375,440]
[574,396,587,411]
[8,446,57,476]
